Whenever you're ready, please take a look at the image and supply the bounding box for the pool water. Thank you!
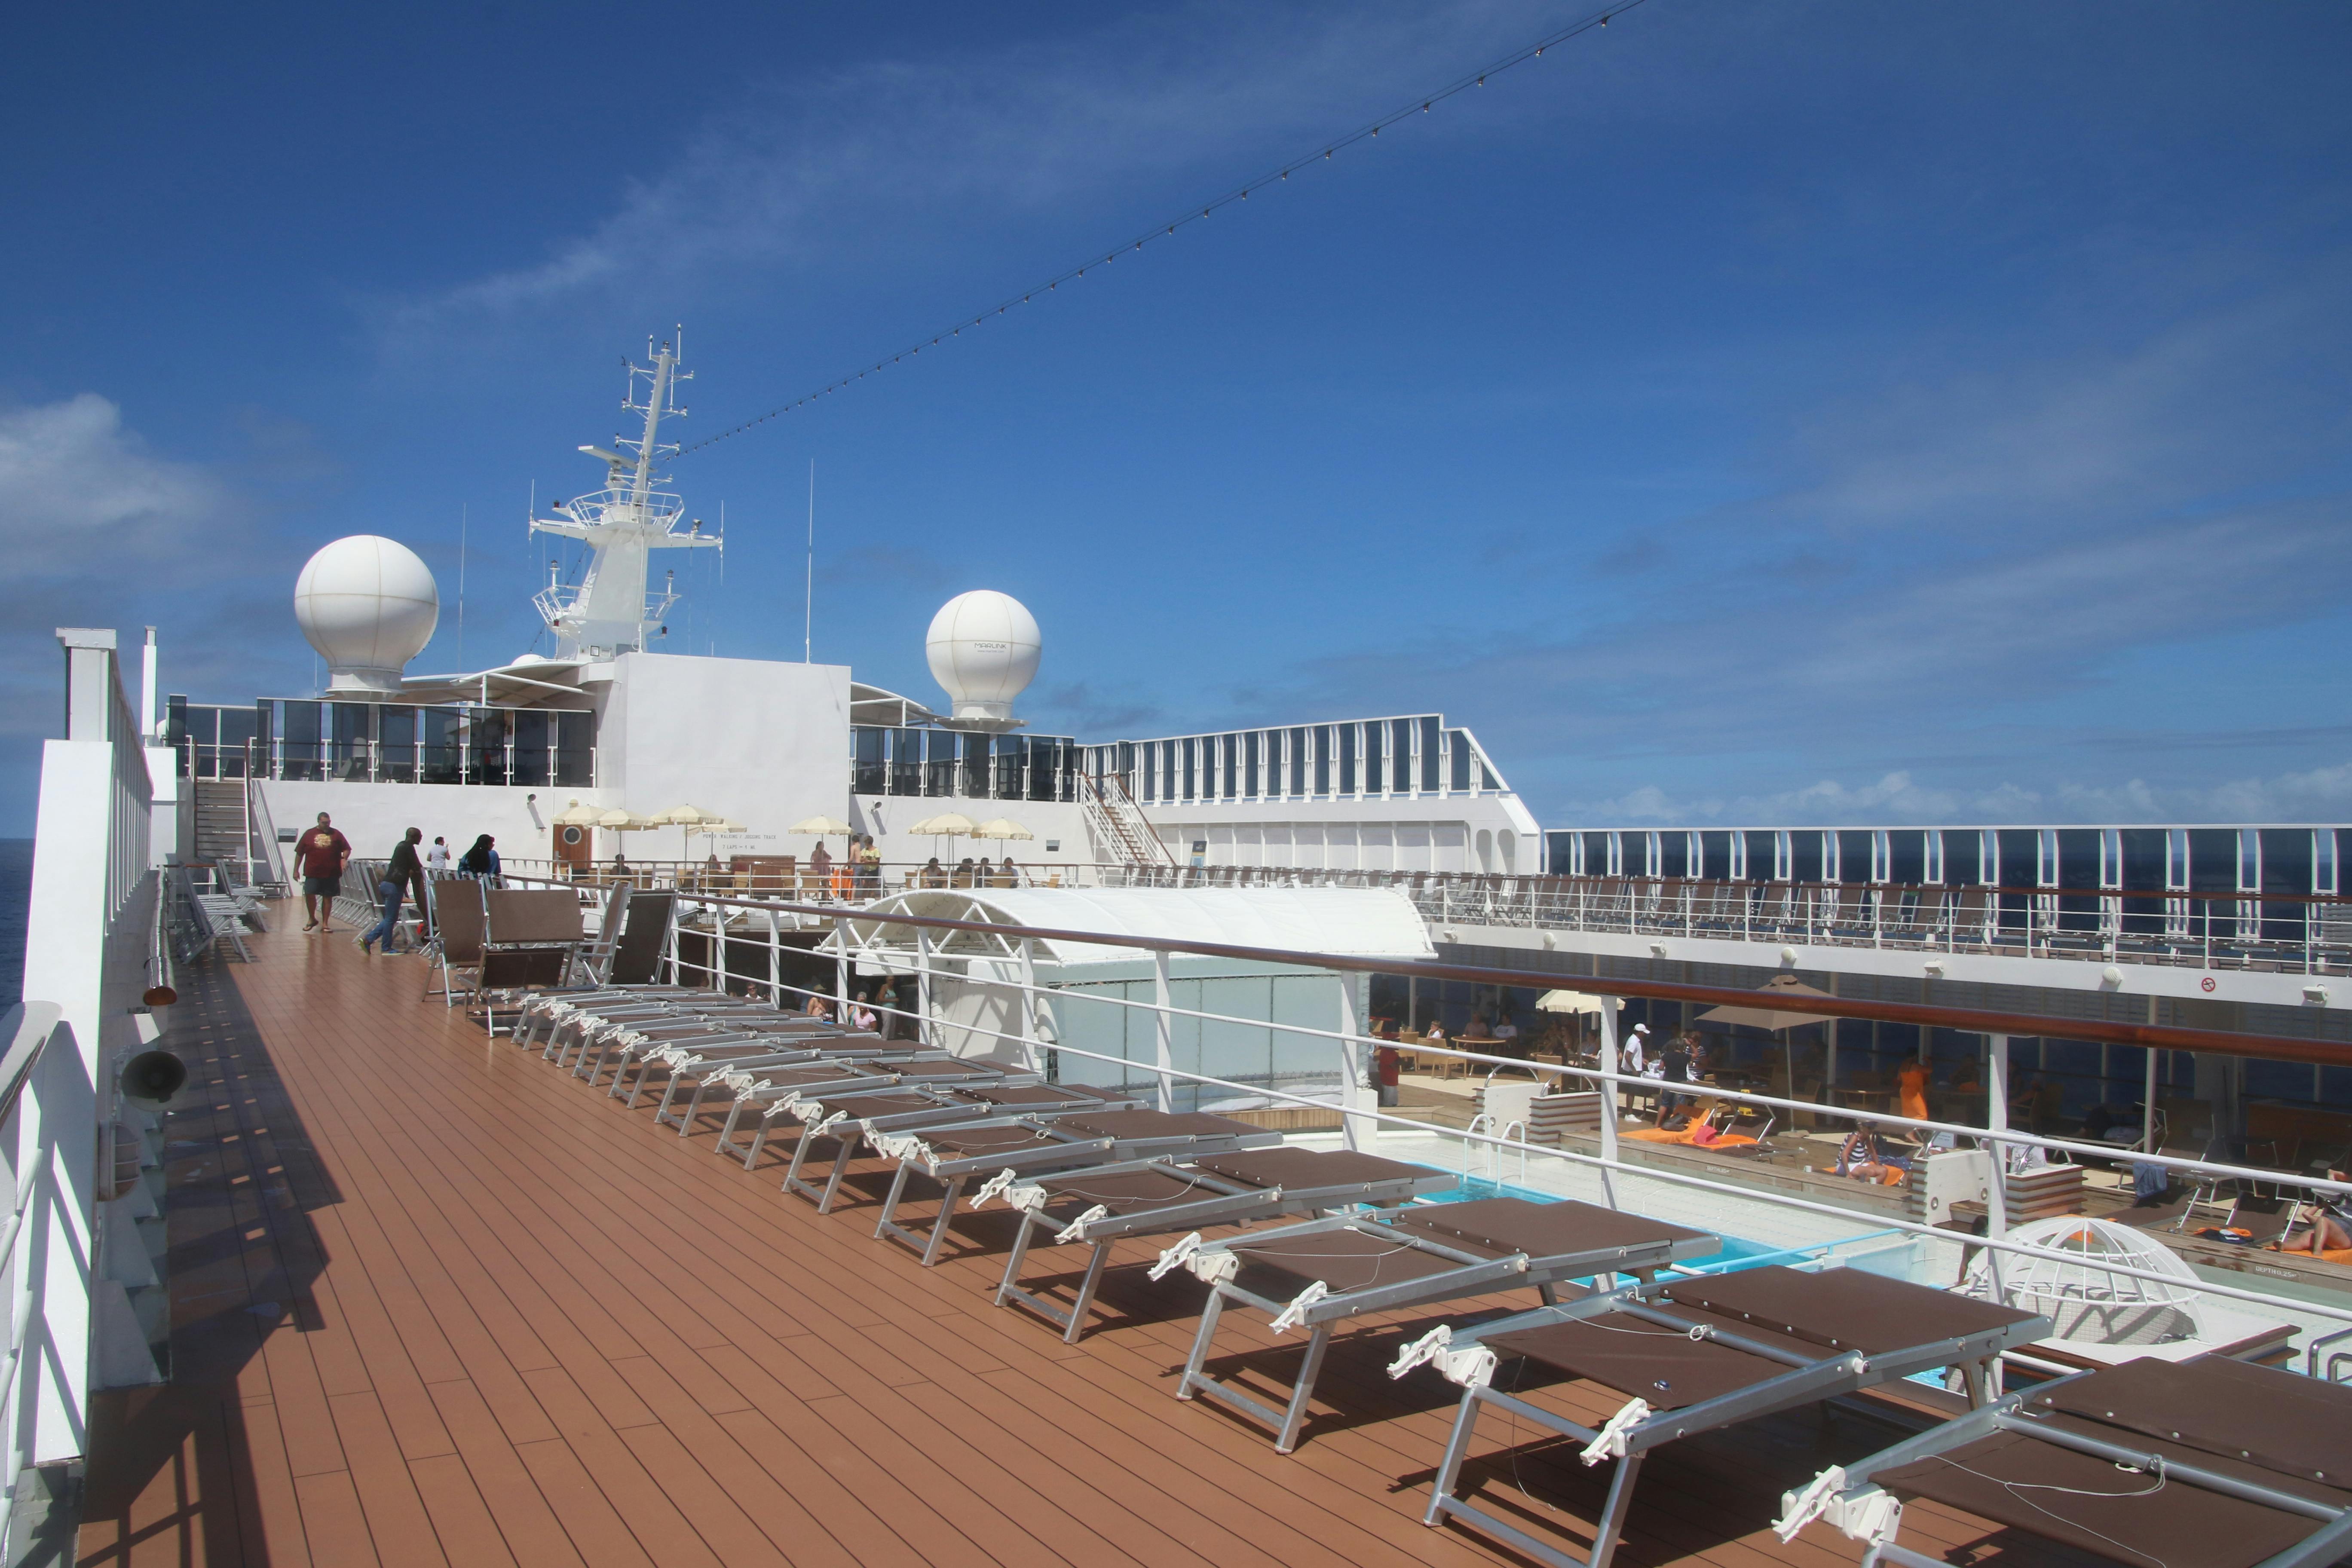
[1419,1174,1871,1275]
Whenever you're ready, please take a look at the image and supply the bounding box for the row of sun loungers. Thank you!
[504,983,2352,1568]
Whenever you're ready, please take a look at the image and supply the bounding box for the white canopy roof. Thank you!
[847,886,1433,966]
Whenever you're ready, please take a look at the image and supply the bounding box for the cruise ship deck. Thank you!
[76,918,2105,1568]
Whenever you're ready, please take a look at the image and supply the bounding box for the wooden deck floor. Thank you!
[76,914,2093,1568]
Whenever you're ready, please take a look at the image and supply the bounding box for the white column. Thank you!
[1152,949,1175,1113]
[2142,1046,2159,1155]
[1338,971,1369,1152]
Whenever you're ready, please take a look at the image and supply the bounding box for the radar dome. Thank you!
[294,535,440,694]
[925,589,1040,727]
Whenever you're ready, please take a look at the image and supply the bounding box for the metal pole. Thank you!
[1152,948,1175,1113]
[833,916,849,1020]
[1018,937,1040,1073]
[766,909,780,1007]
[1986,1033,2011,1293]
[1596,1001,1621,1208]
[2142,1046,2159,1155]
[1338,971,1368,1152]
[916,929,934,1049]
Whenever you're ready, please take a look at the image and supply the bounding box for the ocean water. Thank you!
[0,839,30,1009]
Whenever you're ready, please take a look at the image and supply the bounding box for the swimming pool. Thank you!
[1419,1174,1889,1275]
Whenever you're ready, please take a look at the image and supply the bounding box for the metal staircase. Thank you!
[1082,774,1175,871]
[192,774,278,889]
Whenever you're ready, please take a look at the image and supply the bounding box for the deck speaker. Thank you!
[120,1049,188,1110]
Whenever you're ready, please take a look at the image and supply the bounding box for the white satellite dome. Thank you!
[925,589,1040,727]
[294,535,440,694]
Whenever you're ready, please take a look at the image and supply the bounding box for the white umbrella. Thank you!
[652,803,725,860]
[972,818,1034,840]
[596,808,656,830]
[908,812,978,878]
[789,813,857,890]
[553,798,600,827]
[1697,975,1840,1106]
[1535,989,1622,1015]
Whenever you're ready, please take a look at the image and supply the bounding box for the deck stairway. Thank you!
[192,778,273,887]
[1082,772,1175,870]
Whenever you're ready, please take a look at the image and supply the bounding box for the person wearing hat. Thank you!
[1622,1022,1650,1075]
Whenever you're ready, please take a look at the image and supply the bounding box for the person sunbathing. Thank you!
[2276,1173,2351,1256]
[1834,1126,1911,1184]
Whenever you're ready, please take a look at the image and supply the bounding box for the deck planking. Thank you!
[77,913,2104,1568]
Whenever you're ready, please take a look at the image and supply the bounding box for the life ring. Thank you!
[2200,976,2217,993]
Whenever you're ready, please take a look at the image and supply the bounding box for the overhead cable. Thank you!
[679,0,1647,455]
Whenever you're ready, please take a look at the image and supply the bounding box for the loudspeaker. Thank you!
[120,1050,189,1111]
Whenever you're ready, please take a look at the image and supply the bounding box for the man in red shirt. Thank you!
[296,812,352,932]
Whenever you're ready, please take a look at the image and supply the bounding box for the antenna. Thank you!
[457,502,468,671]
[805,459,815,663]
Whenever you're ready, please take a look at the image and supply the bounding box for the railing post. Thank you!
[1018,937,1040,1073]
[1595,1001,1621,1208]
[1337,971,1369,1152]
[766,909,780,1007]
[916,929,934,1048]
[1152,949,1174,1113]
[1985,1034,2011,1292]
[833,916,850,1020]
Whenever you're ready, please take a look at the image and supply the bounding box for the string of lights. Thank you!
[678,0,1647,456]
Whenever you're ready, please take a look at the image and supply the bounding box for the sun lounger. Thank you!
[1778,1352,2352,1568]
[1396,1262,2046,1568]
[869,1110,1282,1267]
[640,1033,905,1125]
[986,1146,1453,1342]
[1161,1197,1718,1453]
[711,1055,1039,1164]
[770,1082,1143,1210]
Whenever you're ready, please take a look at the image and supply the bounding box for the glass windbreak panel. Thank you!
[554,710,594,786]
[1446,730,1470,792]
[1028,738,1061,802]
[1580,831,1611,877]
[962,732,995,799]
[467,708,510,785]
[1700,830,1733,880]
[1222,735,1238,799]
[327,702,374,781]
[890,728,923,796]
[2259,828,2313,945]
[1887,831,1925,885]
[853,727,886,794]
[1178,737,1194,802]
[1390,718,1412,793]
[419,707,462,783]
[1286,728,1305,796]
[1658,831,1689,879]
[1743,830,1778,880]
[2117,828,2166,893]
[277,700,323,781]
[218,704,259,778]
[924,730,956,796]
[1243,732,1259,798]
[1831,830,1868,884]
[1361,722,1382,796]
[1993,829,2039,888]
[508,709,550,787]
[1418,717,1440,792]
[1314,727,1332,796]
[1337,724,1357,795]
[1944,829,1983,884]
[994,737,1024,798]
[1479,761,1500,790]
[375,706,416,783]
[2055,826,2102,931]
[1786,830,1821,884]
[2188,828,2239,894]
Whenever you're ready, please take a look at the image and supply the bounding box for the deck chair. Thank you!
[988,1147,1452,1343]
[608,890,674,984]
[1782,1355,2352,1568]
[1164,1197,1718,1453]
[868,1109,1281,1266]
[426,878,488,1007]
[712,1052,1029,1165]
[582,1017,852,1091]
[512,985,706,1050]
[769,1081,1143,1209]
[634,1030,900,1121]
[1395,1263,2047,1568]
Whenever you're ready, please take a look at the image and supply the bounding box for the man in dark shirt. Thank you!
[297,812,352,932]
[361,828,426,955]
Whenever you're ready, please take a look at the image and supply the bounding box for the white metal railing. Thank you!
[0,1006,67,1512]
[536,880,2352,1359]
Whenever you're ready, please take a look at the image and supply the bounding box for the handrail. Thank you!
[0,1004,59,1132]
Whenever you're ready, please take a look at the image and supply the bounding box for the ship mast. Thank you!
[529,331,722,660]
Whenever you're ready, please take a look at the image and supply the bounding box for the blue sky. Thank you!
[5,0,2349,832]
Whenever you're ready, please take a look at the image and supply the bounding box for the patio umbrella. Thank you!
[652,803,726,860]
[972,818,1033,840]
[1697,975,1839,1104]
[1534,989,1622,1015]
[788,814,856,889]
[553,799,600,827]
[907,812,977,872]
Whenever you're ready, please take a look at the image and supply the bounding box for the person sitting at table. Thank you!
[1493,1013,1519,1044]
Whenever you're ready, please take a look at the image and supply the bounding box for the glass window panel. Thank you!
[852,726,886,794]
[1362,722,1383,796]
[1743,829,1779,881]
[1243,732,1259,798]
[467,708,509,786]
[377,705,416,783]
[509,709,550,787]
[1418,717,1440,793]
[2187,828,2238,894]
[554,710,595,786]
[278,700,323,781]
[1391,718,1413,793]
[1288,727,1306,796]
[420,707,462,784]
[1222,734,1237,799]
[1886,830,1925,885]
[1314,727,1332,796]
[1700,830,1733,880]
[995,736,1023,798]
[1658,832,1689,879]
[1338,724,1357,796]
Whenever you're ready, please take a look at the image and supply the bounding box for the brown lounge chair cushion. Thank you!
[1487,1265,2039,1410]
[1878,1361,2352,1568]
[1189,1148,1436,1192]
[1225,1199,1711,1300]
[1055,1111,1263,1142]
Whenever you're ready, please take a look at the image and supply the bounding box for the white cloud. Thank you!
[0,395,232,573]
